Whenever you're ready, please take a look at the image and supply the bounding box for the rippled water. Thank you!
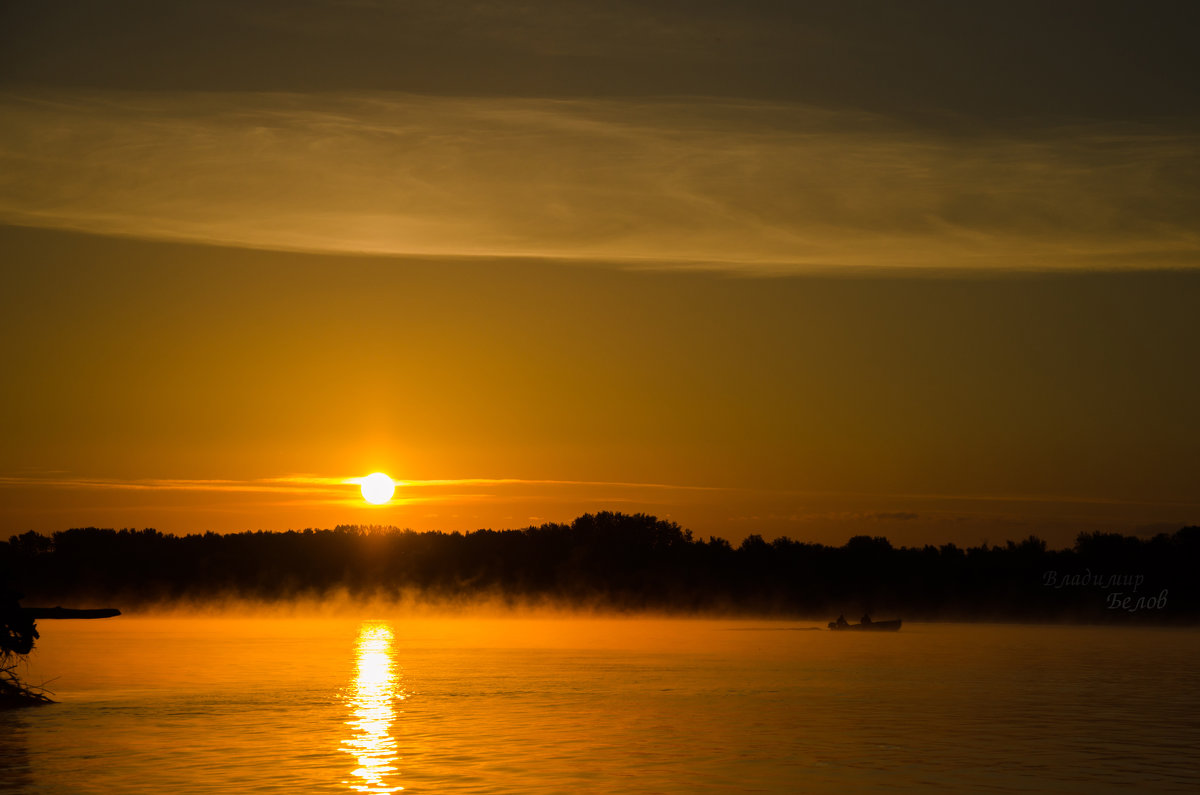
[2,617,1198,793]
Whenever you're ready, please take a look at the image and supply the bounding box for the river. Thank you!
[3,616,1197,792]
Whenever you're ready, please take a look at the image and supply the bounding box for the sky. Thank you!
[2,1,1199,547]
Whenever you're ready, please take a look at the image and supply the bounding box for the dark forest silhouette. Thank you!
[3,512,1197,622]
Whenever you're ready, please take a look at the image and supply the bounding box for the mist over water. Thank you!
[6,613,1199,793]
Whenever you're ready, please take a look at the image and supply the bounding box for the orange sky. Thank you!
[2,2,1199,547]
[3,227,1197,546]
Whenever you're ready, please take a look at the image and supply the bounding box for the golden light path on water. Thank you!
[342,622,404,793]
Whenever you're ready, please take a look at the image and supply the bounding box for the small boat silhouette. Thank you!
[828,618,901,631]
[18,607,121,620]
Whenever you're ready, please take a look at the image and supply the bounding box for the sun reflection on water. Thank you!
[341,622,404,793]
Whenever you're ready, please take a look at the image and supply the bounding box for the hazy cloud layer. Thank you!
[0,472,723,511]
[6,2,1198,124]
[3,91,1198,272]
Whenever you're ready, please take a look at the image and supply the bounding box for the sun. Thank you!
[359,472,395,505]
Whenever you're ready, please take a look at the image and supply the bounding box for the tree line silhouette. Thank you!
[3,512,1197,621]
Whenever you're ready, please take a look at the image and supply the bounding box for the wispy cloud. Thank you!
[4,472,1194,514]
[2,90,1197,273]
[0,472,723,505]
[0,474,346,495]
[395,477,721,491]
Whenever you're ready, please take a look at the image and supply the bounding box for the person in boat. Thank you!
[860,613,872,625]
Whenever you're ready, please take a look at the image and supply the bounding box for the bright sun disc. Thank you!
[360,472,395,505]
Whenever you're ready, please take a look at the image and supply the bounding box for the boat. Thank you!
[827,618,901,631]
[19,607,121,620]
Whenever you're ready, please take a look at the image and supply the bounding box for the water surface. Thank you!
[3,617,1198,793]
